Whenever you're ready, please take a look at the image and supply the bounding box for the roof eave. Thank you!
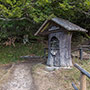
[34,20,49,36]
[67,29,88,32]
[34,18,88,36]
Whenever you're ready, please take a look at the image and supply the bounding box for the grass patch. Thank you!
[0,43,44,64]
[32,58,90,90]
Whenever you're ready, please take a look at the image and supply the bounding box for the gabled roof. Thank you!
[35,17,87,36]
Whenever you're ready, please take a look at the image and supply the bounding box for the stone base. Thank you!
[46,66,72,71]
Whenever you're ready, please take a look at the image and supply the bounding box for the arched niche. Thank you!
[50,36,59,50]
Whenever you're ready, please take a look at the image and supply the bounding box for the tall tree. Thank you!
[0,0,90,41]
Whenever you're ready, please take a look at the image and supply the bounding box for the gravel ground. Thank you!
[0,62,37,90]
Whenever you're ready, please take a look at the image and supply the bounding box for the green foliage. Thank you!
[0,0,90,42]
[85,33,90,39]
[0,43,44,64]
[0,0,28,18]
[0,0,90,23]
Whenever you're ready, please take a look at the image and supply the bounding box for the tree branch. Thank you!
[75,8,90,16]
[81,10,90,16]
[0,17,33,22]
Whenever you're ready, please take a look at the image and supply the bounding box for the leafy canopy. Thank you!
[0,0,90,22]
[0,0,90,41]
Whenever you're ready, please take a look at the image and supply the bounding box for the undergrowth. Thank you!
[0,43,44,64]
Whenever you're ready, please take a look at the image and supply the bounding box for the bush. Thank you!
[0,20,40,43]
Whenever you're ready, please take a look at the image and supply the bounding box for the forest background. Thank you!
[0,0,90,63]
[0,0,90,42]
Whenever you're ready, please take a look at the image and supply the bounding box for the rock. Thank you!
[45,66,55,71]
[72,51,90,60]
[83,54,90,60]
[71,51,80,58]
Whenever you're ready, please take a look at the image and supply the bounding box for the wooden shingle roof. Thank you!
[35,17,87,36]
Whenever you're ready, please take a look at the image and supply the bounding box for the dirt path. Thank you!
[0,62,37,90]
[0,59,90,90]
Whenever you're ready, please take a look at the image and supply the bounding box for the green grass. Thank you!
[0,43,44,64]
